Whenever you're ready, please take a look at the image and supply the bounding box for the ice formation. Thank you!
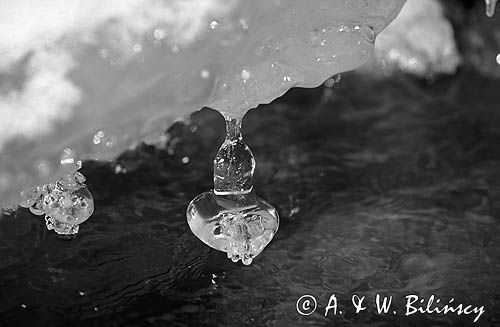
[20,170,94,236]
[17,148,94,235]
[0,0,405,212]
[187,117,279,265]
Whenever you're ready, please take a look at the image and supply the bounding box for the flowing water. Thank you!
[1,67,500,326]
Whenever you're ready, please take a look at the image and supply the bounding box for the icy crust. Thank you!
[0,0,405,208]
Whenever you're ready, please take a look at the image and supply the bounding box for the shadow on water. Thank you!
[1,68,500,326]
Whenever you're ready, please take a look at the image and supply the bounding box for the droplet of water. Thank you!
[239,18,249,30]
[496,53,500,65]
[132,44,142,53]
[170,44,180,54]
[485,0,498,17]
[153,28,166,40]
[92,131,117,152]
[93,131,104,145]
[187,116,279,265]
[324,78,335,88]
[209,20,219,30]
[200,70,210,79]
[20,187,41,208]
[114,164,127,174]
[240,69,251,82]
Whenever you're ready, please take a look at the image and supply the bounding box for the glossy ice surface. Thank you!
[213,119,255,195]
[0,0,404,208]
[188,117,279,264]
[187,191,279,265]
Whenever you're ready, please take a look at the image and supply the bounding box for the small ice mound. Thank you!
[368,0,461,76]
[20,171,94,235]
[187,191,279,265]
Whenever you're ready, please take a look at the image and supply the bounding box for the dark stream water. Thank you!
[1,68,500,326]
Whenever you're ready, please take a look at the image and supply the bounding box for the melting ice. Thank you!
[187,118,279,265]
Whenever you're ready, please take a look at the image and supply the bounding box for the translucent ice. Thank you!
[0,0,405,208]
[187,191,279,265]
[187,117,279,265]
[213,119,255,195]
[20,171,94,235]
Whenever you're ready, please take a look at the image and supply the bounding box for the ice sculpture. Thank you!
[187,117,279,265]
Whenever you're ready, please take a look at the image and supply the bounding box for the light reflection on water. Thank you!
[0,69,499,326]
